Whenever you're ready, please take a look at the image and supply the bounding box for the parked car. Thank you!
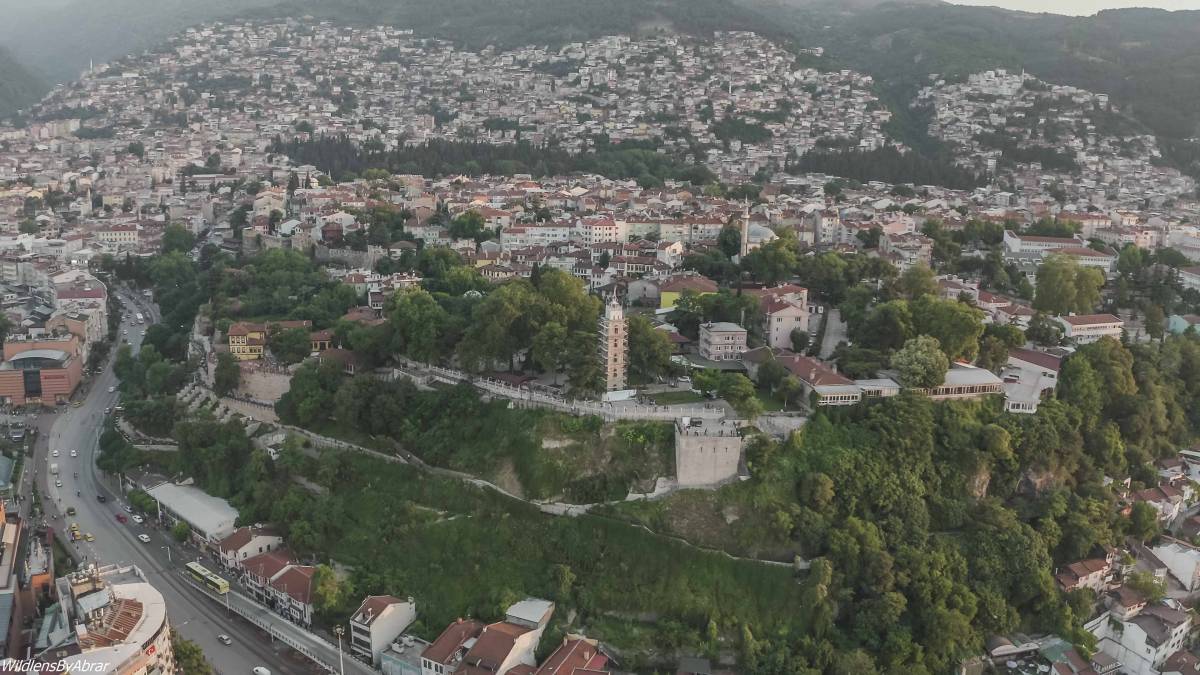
[132,515,144,524]
[137,534,151,543]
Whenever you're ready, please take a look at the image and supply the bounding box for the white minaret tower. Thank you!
[739,200,751,258]
[599,294,628,392]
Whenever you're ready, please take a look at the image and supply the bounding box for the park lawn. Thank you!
[755,389,788,412]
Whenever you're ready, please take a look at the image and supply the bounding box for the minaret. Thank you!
[739,200,751,258]
[599,294,628,392]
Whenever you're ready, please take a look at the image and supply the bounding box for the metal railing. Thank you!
[179,573,370,674]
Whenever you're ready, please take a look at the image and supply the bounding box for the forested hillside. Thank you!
[0,47,44,118]
[778,4,1200,175]
[247,0,786,48]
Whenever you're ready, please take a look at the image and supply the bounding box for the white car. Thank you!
[107,386,116,393]
[55,480,62,488]
[252,668,271,675]
[132,515,144,524]
[217,634,232,645]
[51,450,59,457]
[70,450,77,458]
[137,534,151,543]
[123,505,133,513]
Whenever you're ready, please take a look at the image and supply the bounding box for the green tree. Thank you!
[388,288,449,362]
[532,322,570,384]
[171,521,191,542]
[448,211,490,242]
[790,328,810,353]
[1144,303,1166,341]
[311,564,348,621]
[911,295,985,361]
[779,376,803,409]
[564,329,604,396]
[891,336,949,389]
[717,225,743,258]
[976,336,1010,372]
[172,635,214,675]
[162,223,196,254]
[719,372,762,419]
[269,327,312,365]
[859,300,914,352]
[213,352,240,396]
[692,368,722,396]
[897,263,938,299]
[1128,502,1160,542]
[627,315,674,382]
[459,281,543,371]
[743,238,798,285]
[1034,255,1105,315]
[1026,312,1064,346]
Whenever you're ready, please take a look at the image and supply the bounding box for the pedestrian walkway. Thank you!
[392,359,726,422]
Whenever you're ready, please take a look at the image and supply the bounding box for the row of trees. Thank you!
[271,135,716,188]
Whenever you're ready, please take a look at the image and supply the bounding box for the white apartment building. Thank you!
[1056,313,1124,344]
[1087,601,1191,675]
[699,322,747,361]
[349,595,417,667]
[1003,230,1083,254]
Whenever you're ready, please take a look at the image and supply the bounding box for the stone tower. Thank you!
[599,294,628,392]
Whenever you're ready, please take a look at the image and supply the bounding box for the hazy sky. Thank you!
[949,0,1200,14]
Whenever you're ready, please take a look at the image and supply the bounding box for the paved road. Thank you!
[36,289,321,675]
[818,308,847,359]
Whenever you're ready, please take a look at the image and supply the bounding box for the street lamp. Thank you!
[334,625,345,675]
[162,545,171,564]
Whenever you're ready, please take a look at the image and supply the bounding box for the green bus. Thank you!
[185,561,230,595]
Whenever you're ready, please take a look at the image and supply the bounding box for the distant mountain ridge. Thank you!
[0,47,44,118]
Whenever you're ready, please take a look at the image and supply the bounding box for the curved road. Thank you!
[36,289,317,675]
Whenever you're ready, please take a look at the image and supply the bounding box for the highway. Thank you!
[34,287,322,675]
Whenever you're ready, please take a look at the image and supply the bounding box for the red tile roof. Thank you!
[1060,313,1122,326]
[1008,348,1061,373]
[422,619,485,666]
[535,637,608,675]
[217,525,279,554]
[460,622,532,673]
[270,565,316,605]
[242,548,293,581]
[777,353,853,387]
[352,595,407,627]
[658,276,718,294]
